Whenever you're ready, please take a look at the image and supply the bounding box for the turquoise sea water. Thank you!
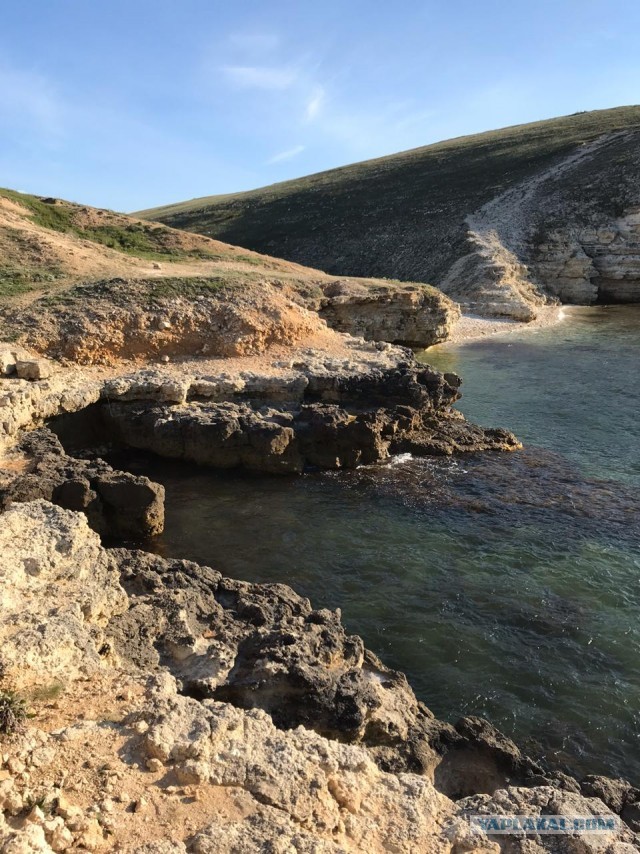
[126,306,640,782]
[425,306,640,487]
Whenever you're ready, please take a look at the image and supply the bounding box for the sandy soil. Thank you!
[56,326,393,382]
[434,305,567,347]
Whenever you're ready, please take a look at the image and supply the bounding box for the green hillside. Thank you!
[138,106,640,286]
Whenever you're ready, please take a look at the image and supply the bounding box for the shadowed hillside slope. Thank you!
[140,107,640,319]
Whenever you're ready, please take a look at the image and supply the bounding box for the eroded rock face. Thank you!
[97,364,519,475]
[0,428,165,538]
[0,501,127,686]
[581,776,640,833]
[315,279,460,347]
[109,550,441,773]
[0,337,478,459]
[0,347,519,547]
[0,357,519,489]
[2,279,327,366]
[0,371,101,448]
[106,550,599,797]
[1,502,638,853]
[100,398,519,475]
[440,232,548,321]
[439,132,640,317]
[2,274,460,365]
[531,209,640,304]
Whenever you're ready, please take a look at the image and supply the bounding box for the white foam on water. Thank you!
[388,452,413,466]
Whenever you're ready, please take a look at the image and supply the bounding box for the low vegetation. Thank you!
[33,276,238,312]
[0,690,27,735]
[0,188,311,306]
[139,106,640,285]
[0,267,64,298]
[28,682,65,703]
[0,188,223,263]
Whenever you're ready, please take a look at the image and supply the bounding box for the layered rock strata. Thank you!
[0,370,101,448]
[531,207,640,304]
[309,279,460,347]
[441,133,640,317]
[96,363,519,475]
[0,502,638,853]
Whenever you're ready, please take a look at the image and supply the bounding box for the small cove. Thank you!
[116,306,640,782]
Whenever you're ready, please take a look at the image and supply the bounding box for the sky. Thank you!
[1,0,640,211]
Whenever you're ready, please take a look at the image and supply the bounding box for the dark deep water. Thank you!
[118,306,640,783]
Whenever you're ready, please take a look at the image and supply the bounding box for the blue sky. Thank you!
[1,0,639,211]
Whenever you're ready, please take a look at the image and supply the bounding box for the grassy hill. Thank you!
[138,107,640,291]
[0,188,318,302]
[0,189,458,350]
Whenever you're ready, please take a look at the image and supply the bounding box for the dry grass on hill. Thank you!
[0,188,312,304]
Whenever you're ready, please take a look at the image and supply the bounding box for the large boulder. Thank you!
[316,279,460,347]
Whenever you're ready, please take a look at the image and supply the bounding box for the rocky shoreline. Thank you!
[1,501,639,852]
[1,316,639,851]
[433,306,566,347]
[0,336,519,536]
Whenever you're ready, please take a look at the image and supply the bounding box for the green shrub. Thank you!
[0,691,27,735]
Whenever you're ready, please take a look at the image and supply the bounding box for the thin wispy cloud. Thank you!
[267,144,305,164]
[305,85,325,121]
[216,39,440,162]
[222,65,298,90]
[217,38,327,126]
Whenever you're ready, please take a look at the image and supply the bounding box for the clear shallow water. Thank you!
[426,306,640,486]
[121,306,640,782]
